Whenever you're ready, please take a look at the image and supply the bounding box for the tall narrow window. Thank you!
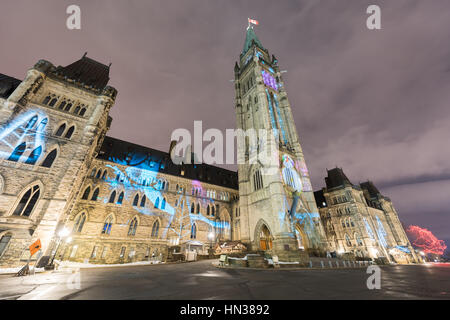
[108,191,116,203]
[102,216,113,235]
[91,188,100,201]
[190,203,195,213]
[154,197,160,208]
[65,126,75,139]
[55,124,66,137]
[8,142,26,162]
[133,194,139,206]
[151,220,160,238]
[73,213,87,233]
[190,223,197,239]
[41,149,57,168]
[161,198,166,210]
[25,116,38,129]
[25,146,42,165]
[12,185,40,217]
[128,218,138,236]
[36,118,48,133]
[207,205,210,216]
[42,96,51,105]
[345,234,352,247]
[140,195,146,207]
[79,108,87,116]
[196,203,200,214]
[49,98,58,107]
[117,192,124,205]
[82,187,91,200]
[0,234,12,257]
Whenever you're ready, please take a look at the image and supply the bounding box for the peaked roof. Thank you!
[0,74,21,99]
[97,136,239,190]
[325,168,353,189]
[242,26,265,55]
[53,54,110,90]
[360,181,381,199]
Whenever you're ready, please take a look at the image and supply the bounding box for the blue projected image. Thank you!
[0,110,48,163]
[104,162,230,242]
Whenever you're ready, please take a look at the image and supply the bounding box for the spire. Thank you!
[242,26,265,55]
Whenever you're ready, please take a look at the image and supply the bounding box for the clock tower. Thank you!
[234,25,328,260]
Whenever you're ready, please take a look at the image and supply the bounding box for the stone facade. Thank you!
[315,168,418,264]
[0,56,116,267]
[0,29,418,268]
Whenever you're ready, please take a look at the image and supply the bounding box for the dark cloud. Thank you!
[1,0,449,245]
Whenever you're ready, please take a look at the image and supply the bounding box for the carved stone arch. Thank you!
[254,218,273,251]
[218,207,231,240]
[294,223,310,251]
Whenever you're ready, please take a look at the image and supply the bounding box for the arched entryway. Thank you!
[259,224,273,251]
[295,224,309,251]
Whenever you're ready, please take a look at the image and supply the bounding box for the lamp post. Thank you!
[48,227,70,268]
[208,232,215,258]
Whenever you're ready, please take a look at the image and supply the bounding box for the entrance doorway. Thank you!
[259,225,272,250]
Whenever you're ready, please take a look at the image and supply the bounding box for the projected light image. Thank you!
[0,111,48,163]
[407,225,447,255]
[375,216,388,248]
[262,70,278,91]
[104,161,230,242]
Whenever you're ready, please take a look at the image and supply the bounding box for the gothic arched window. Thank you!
[12,184,40,217]
[140,195,146,207]
[91,188,100,201]
[154,197,160,209]
[55,123,66,137]
[117,192,124,205]
[65,126,75,139]
[190,203,195,214]
[196,203,200,214]
[128,218,138,236]
[82,187,91,200]
[73,212,87,233]
[49,98,58,107]
[42,96,51,105]
[108,191,116,203]
[133,194,139,206]
[36,118,48,133]
[25,115,38,129]
[25,146,42,165]
[8,142,26,162]
[0,234,12,257]
[161,198,166,210]
[41,149,57,168]
[102,215,113,235]
[345,234,352,247]
[190,223,197,239]
[151,220,160,238]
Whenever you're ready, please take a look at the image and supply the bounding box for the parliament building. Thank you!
[0,27,418,268]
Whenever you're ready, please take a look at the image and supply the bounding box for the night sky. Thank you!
[1,0,449,250]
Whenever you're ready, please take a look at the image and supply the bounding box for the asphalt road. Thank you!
[0,260,449,300]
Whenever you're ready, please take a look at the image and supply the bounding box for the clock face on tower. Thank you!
[281,154,302,192]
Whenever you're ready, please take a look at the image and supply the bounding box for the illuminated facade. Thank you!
[0,56,116,267]
[315,168,419,264]
[0,28,418,267]
[233,26,328,261]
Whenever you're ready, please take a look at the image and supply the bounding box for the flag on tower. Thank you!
[248,18,259,26]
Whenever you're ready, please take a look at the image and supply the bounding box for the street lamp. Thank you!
[48,227,71,268]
